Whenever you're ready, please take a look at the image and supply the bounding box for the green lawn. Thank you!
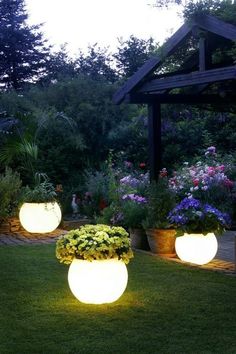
[0,245,236,354]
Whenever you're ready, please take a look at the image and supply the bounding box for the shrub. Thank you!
[169,146,235,215]
[0,168,22,220]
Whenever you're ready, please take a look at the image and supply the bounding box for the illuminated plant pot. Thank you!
[68,258,128,304]
[19,202,62,233]
[175,233,218,265]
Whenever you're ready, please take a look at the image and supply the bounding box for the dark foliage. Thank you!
[114,36,158,78]
[0,0,50,90]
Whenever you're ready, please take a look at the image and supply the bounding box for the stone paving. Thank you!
[0,227,235,275]
[0,228,66,245]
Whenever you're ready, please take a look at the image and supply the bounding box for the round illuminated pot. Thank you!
[175,233,218,265]
[68,258,128,304]
[19,202,62,233]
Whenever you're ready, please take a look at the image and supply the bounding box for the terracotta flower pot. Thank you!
[145,228,176,257]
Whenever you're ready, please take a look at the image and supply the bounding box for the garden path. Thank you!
[0,228,235,275]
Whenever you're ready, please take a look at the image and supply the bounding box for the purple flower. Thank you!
[174,197,201,212]
[168,214,188,225]
[168,197,231,234]
[122,193,147,204]
[205,146,216,156]
[204,204,231,226]
[120,175,140,188]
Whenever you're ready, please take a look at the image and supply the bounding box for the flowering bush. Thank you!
[56,224,133,265]
[119,173,149,194]
[121,193,147,229]
[168,197,231,236]
[169,147,235,214]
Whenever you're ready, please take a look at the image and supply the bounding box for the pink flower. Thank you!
[216,165,225,172]
[207,167,215,176]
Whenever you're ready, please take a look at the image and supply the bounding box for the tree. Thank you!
[0,0,50,90]
[76,44,117,83]
[41,45,77,85]
[113,36,158,78]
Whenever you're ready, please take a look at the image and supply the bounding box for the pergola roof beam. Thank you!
[126,93,236,104]
[139,66,236,92]
[194,15,236,41]
[113,22,192,104]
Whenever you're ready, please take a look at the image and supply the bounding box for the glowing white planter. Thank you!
[175,233,218,265]
[19,202,62,233]
[68,258,128,304]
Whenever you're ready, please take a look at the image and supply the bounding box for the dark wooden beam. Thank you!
[113,22,192,104]
[139,66,236,92]
[126,93,236,104]
[199,37,206,71]
[194,14,236,41]
[148,103,162,182]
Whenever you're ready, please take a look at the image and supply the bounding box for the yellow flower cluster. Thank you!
[56,224,134,265]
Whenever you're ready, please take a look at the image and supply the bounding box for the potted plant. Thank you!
[168,197,231,265]
[143,176,177,257]
[56,224,133,304]
[19,173,62,233]
[121,194,150,250]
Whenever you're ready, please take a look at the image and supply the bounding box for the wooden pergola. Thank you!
[113,14,236,180]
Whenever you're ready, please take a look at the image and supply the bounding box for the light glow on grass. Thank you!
[0,245,236,354]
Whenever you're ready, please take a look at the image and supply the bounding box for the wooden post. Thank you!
[199,36,206,71]
[148,103,162,182]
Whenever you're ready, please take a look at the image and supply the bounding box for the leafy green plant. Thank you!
[143,177,176,229]
[22,173,57,203]
[82,170,110,217]
[121,197,147,229]
[0,167,22,220]
[56,224,133,264]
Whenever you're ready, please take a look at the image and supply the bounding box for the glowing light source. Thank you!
[19,202,62,233]
[175,233,218,265]
[68,258,128,304]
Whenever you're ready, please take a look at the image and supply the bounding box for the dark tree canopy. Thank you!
[76,45,117,83]
[113,36,158,78]
[0,0,50,90]
[41,45,77,84]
